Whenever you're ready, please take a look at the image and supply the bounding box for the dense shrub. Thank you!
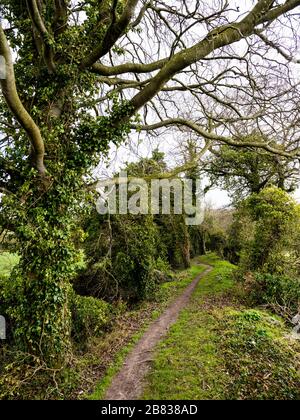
[1,267,113,348]
[75,211,172,302]
[224,210,254,264]
[240,187,300,274]
[247,272,300,317]
[207,230,227,257]
[189,225,205,257]
[70,293,113,344]
[158,215,191,269]
[189,209,233,259]
[0,273,19,344]
[75,151,195,303]
[231,188,300,317]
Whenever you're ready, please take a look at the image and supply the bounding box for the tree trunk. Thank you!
[7,180,80,366]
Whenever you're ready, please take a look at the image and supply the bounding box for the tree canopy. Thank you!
[204,134,300,202]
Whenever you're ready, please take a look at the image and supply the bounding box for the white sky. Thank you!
[205,188,231,208]
[205,188,300,208]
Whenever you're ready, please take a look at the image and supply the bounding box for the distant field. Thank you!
[0,252,19,277]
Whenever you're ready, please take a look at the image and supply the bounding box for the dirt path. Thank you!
[104,265,212,400]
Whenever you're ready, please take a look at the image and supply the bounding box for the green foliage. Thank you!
[225,210,251,264]
[247,273,300,317]
[231,187,300,316]
[125,149,167,177]
[205,135,298,202]
[158,214,191,269]
[1,0,298,398]
[190,209,232,259]
[0,0,135,366]
[78,212,170,302]
[220,309,300,400]
[77,150,193,303]
[237,187,300,274]
[71,293,113,344]
[114,218,165,300]
[0,65,131,363]
[0,87,131,364]
[126,150,191,269]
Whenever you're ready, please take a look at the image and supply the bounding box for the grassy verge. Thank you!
[219,309,300,400]
[142,254,300,400]
[86,262,206,400]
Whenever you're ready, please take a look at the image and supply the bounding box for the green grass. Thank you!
[142,254,300,400]
[193,257,236,296]
[88,262,207,400]
[142,254,236,400]
[0,252,19,277]
[88,327,146,400]
[142,309,228,400]
[156,263,206,302]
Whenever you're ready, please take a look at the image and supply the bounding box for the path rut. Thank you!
[104,265,212,400]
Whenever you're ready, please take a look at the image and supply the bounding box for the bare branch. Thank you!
[91,57,168,76]
[0,25,46,176]
[81,0,140,68]
[128,0,287,113]
[135,118,300,159]
[255,29,300,63]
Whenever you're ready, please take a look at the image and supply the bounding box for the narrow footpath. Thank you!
[105,265,212,400]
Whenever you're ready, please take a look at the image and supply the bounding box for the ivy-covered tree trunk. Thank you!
[4,176,85,363]
[13,256,72,364]
[0,0,130,364]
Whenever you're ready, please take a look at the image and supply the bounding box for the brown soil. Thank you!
[104,265,212,400]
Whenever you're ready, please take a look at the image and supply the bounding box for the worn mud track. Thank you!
[105,265,212,400]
